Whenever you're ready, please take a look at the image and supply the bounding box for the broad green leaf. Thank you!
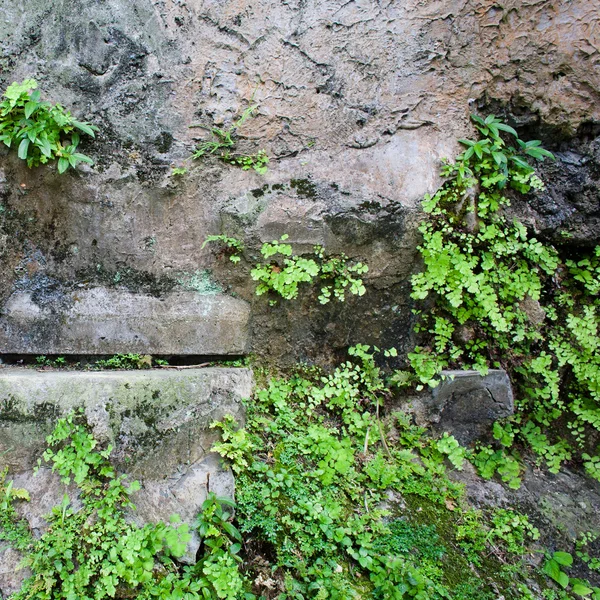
[470,114,486,127]
[57,157,69,173]
[496,122,518,137]
[24,101,38,119]
[572,583,594,596]
[553,551,573,567]
[72,120,96,137]
[17,137,30,159]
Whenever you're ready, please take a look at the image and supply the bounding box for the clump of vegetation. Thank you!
[7,413,247,600]
[0,467,32,552]
[192,106,269,175]
[0,79,97,172]
[202,235,245,264]
[211,345,545,598]
[94,353,153,370]
[3,348,599,598]
[203,234,368,305]
[170,166,188,177]
[33,354,168,370]
[405,113,600,486]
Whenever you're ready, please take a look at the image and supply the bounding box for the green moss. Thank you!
[177,270,224,295]
[290,178,317,198]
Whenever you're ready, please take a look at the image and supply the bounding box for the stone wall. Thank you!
[0,0,597,362]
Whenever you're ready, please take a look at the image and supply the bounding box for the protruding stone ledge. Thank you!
[0,288,250,355]
[412,369,514,444]
[0,367,251,474]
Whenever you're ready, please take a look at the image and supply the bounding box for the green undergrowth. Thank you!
[4,413,249,600]
[32,354,168,370]
[2,348,599,598]
[404,114,600,487]
[210,345,554,599]
[0,467,32,552]
[192,105,269,175]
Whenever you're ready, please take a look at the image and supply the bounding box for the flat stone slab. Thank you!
[0,288,250,355]
[0,367,251,474]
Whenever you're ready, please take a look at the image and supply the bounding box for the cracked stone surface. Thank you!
[411,369,514,444]
[0,288,250,355]
[0,0,596,362]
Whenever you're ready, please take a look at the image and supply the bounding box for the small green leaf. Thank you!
[553,551,573,567]
[24,101,38,119]
[57,157,69,173]
[572,583,594,597]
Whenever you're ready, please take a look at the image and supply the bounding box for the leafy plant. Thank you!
[251,235,368,305]
[202,235,245,264]
[192,106,269,175]
[209,346,543,598]
[94,353,151,370]
[171,166,188,176]
[14,413,252,600]
[0,467,32,551]
[543,551,600,598]
[0,79,97,172]
[407,113,600,485]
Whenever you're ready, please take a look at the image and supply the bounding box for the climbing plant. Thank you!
[407,113,600,484]
[0,79,97,172]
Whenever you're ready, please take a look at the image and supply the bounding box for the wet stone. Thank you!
[423,369,514,444]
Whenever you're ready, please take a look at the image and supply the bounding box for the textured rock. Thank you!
[452,460,600,586]
[0,288,250,355]
[0,0,595,363]
[414,369,514,444]
[0,545,30,598]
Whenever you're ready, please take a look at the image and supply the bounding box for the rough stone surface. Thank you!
[0,367,251,473]
[0,367,251,562]
[412,369,514,444]
[451,460,600,586]
[0,545,30,598]
[0,288,250,355]
[0,0,595,363]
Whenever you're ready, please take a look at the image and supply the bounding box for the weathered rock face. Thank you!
[405,369,514,444]
[0,0,596,363]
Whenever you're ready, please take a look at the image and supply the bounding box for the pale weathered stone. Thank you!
[0,288,250,355]
[0,367,251,474]
[0,545,30,598]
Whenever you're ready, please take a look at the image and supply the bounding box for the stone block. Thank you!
[0,288,250,355]
[0,545,30,598]
[418,369,514,444]
[0,367,252,563]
